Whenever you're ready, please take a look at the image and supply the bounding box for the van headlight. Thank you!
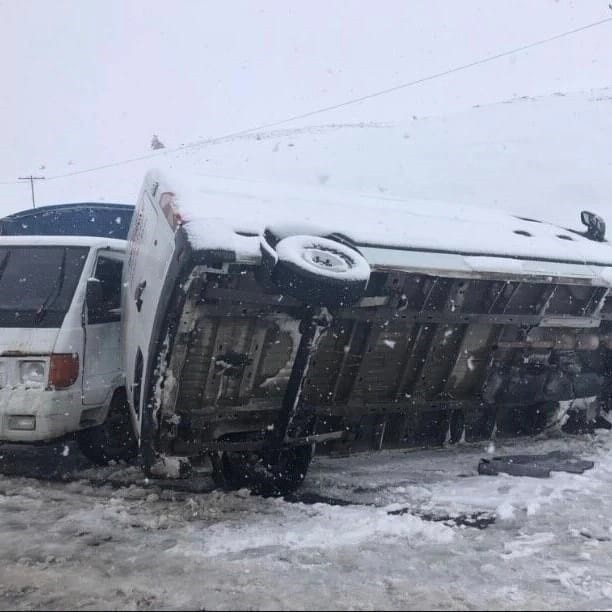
[20,361,46,386]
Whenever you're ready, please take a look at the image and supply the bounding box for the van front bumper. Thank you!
[0,388,83,442]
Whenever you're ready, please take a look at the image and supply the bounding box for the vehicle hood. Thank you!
[0,328,59,356]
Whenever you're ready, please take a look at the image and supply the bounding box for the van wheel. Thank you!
[216,445,313,497]
[76,391,138,466]
[270,235,370,308]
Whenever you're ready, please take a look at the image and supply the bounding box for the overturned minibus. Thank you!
[122,170,612,494]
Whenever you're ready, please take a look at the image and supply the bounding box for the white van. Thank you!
[0,235,136,464]
[124,169,612,494]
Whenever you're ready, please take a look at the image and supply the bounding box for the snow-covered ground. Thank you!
[1,87,611,232]
[2,430,612,610]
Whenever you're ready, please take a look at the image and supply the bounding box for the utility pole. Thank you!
[18,175,45,208]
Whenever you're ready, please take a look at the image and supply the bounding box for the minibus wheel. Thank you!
[76,390,138,466]
[270,235,370,308]
[216,444,313,497]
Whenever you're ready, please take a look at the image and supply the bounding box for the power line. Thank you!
[3,15,612,185]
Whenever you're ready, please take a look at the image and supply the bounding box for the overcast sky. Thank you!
[1,0,611,214]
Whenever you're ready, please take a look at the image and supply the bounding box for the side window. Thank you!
[88,255,123,324]
[133,348,143,417]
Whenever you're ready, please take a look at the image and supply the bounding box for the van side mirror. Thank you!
[581,210,606,242]
[86,278,103,312]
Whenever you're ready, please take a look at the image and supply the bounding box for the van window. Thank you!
[0,246,88,327]
[88,255,123,324]
[133,348,143,417]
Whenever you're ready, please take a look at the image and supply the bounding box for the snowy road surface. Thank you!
[2,431,612,610]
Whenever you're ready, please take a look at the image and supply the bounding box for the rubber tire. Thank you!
[219,445,313,497]
[271,235,370,308]
[76,391,138,466]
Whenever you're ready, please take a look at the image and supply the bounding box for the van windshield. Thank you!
[0,246,89,327]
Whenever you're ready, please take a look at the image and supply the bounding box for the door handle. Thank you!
[135,280,147,312]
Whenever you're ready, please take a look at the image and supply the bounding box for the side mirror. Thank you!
[86,278,103,312]
[581,210,606,242]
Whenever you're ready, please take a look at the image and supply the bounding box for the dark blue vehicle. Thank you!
[0,202,134,239]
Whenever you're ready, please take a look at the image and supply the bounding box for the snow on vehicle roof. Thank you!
[151,169,612,269]
[0,234,126,250]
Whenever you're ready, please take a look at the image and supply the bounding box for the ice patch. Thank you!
[170,501,454,558]
[502,532,556,559]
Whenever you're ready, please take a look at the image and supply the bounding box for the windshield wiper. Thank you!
[35,249,67,325]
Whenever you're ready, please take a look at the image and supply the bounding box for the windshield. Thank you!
[0,246,88,327]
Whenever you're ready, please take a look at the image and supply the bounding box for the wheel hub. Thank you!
[302,246,350,273]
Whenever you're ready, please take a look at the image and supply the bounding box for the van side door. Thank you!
[82,250,124,406]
